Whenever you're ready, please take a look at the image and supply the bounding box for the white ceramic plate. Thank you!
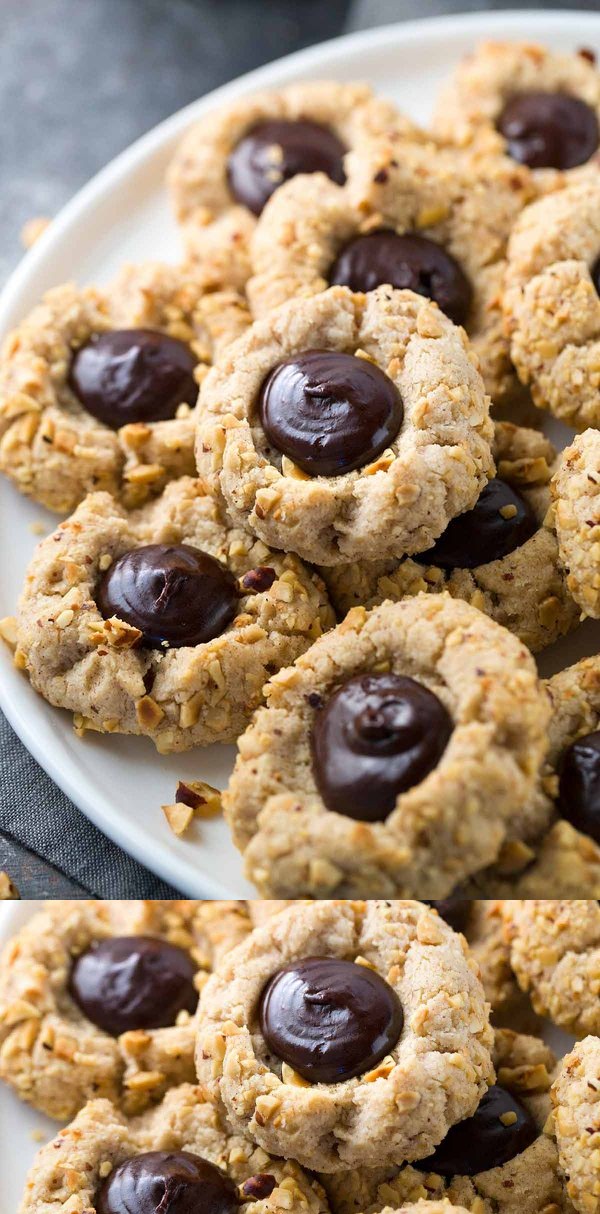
[0,900,579,1212]
[2,10,600,897]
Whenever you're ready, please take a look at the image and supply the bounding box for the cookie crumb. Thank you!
[0,872,20,899]
[162,801,194,836]
[240,1175,278,1201]
[176,780,222,818]
[20,216,51,249]
[0,617,17,649]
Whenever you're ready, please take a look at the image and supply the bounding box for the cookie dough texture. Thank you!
[553,1036,600,1214]
[466,821,600,898]
[168,82,414,288]
[224,594,550,898]
[433,40,600,189]
[505,900,600,1036]
[0,262,250,514]
[0,900,251,1122]
[552,429,600,616]
[322,1028,563,1214]
[248,145,531,402]
[322,421,579,653]
[463,900,521,1020]
[197,285,494,565]
[196,900,494,1173]
[15,476,333,752]
[504,172,600,430]
[19,1082,330,1214]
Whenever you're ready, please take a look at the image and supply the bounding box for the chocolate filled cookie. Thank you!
[322,422,578,654]
[196,900,493,1172]
[248,143,531,404]
[19,1082,330,1214]
[0,262,250,514]
[504,172,600,430]
[0,901,250,1121]
[223,594,549,898]
[322,1029,566,1214]
[433,41,600,191]
[196,285,493,565]
[552,1035,600,1214]
[11,477,333,752]
[167,82,418,291]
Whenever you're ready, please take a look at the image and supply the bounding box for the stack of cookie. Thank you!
[3,43,600,895]
[5,897,600,1214]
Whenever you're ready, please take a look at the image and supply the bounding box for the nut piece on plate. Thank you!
[0,872,19,899]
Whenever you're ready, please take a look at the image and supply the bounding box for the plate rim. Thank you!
[2,7,600,896]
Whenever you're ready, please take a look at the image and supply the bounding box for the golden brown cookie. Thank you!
[433,41,600,191]
[552,428,600,616]
[0,262,249,513]
[168,82,415,288]
[504,171,600,430]
[0,900,250,1121]
[224,595,549,897]
[248,143,531,403]
[19,1082,330,1214]
[196,900,494,1172]
[196,284,494,566]
[552,1035,600,1214]
[322,1028,564,1214]
[13,477,333,752]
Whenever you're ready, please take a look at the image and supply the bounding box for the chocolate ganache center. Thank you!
[414,1085,538,1176]
[258,955,403,1084]
[97,1151,240,1214]
[497,91,599,169]
[69,936,197,1036]
[258,349,403,478]
[311,672,453,821]
[69,329,197,429]
[227,119,346,216]
[329,230,473,327]
[97,543,240,649]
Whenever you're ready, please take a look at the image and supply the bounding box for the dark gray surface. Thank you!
[0,0,350,284]
[0,0,592,898]
[349,0,600,32]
